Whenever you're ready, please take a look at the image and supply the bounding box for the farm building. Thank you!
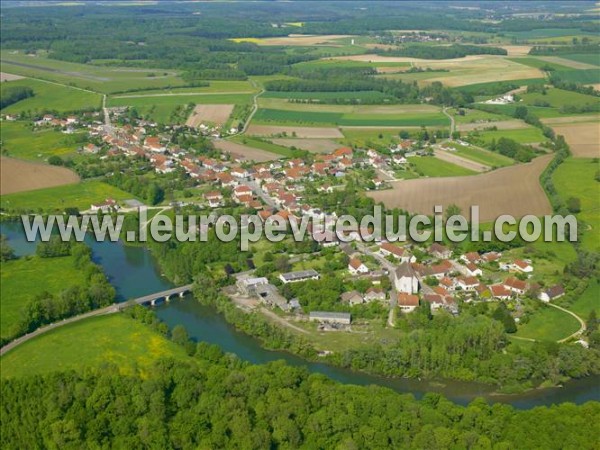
[309,311,351,325]
[279,269,320,284]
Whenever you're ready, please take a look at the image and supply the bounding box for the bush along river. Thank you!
[2,221,599,409]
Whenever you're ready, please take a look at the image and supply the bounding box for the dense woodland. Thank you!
[2,306,599,449]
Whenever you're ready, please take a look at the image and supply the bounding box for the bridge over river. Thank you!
[0,284,194,356]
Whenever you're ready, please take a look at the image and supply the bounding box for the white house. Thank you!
[395,262,419,294]
[512,260,533,274]
[348,258,369,275]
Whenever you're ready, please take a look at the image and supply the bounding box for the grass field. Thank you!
[262,90,396,102]
[252,108,449,127]
[1,255,86,340]
[553,69,600,84]
[0,121,84,161]
[473,126,549,144]
[567,280,599,320]
[111,80,255,96]
[0,52,187,94]
[408,156,476,177]
[552,157,600,252]
[559,54,600,67]
[508,57,572,71]
[229,136,298,158]
[515,304,581,342]
[1,78,102,114]
[442,142,514,168]
[0,314,189,378]
[1,180,134,212]
[108,93,253,124]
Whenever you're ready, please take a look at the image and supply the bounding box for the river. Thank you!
[2,220,599,408]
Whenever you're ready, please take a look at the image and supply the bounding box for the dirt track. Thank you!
[367,154,553,222]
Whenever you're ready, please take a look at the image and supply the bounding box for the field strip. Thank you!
[367,154,553,222]
[113,91,253,99]
[246,124,344,138]
[340,125,423,130]
[213,140,281,162]
[434,150,490,172]
[457,120,530,132]
[0,157,80,195]
[185,104,234,128]
[535,56,598,70]
[540,115,600,125]
[1,59,109,82]
[549,122,600,158]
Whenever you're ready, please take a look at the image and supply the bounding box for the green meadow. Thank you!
[1,180,134,213]
[559,54,600,67]
[473,126,548,144]
[0,255,87,341]
[0,121,85,161]
[230,136,299,158]
[443,142,514,167]
[1,78,102,114]
[408,156,476,177]
[515,304,580,342]
[0,314,189,378]
[552,157,600,252]
[567,280,600,320]
[553,69,600,84]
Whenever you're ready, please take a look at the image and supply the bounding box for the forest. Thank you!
[0,86,33,109]
[2,306,599,449]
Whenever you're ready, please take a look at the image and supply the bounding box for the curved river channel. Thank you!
[2,221,599,409]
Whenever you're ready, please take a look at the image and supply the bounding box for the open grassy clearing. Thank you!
[339,127,424,148]
[566,280,600,320]
[0,314,189,378]
[451,107,516,126]
[262,90,396,102]
[472,126,549,144]
[269,138,341,153]
[252,108,449,127]
[1,78,102,114]
[229,136,297,158]
[213,139,282,162]
[507,57,572,71]
[441,142,514,168]
[0,121,85,161]
[368,154,553,222]
[458,119,531,132]
[110,80,256,96]
[232,34,355,46]
[246,124,344,138]
[433,150,488,173]
[553,69,600,84]
[552,157,600,252]
[108,93,252,124]
[0,180,134,212]
[0,255,87,341]
[0,52,186,94]
[0,157,80,195]
[515,304,580,342]
[550,122,600,158]
[408,156,477,177]
[536,56,598,70]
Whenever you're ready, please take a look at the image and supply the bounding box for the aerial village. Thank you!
[6,108,566,332]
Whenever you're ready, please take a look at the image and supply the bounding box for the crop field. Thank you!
[270,138,341,153]
[515,305,580,342]
[232,34,354,46]
[559,54,600,67]
[332,54,544,87]
[550,122,600,158]
[0,52,187,94]
[0,180,134,213]
[535,56,598,70]
[441,142,514,168]
[457,119,531,132]
[368,154,553,222]
[508,57,572,71]
[408,156,476,177]
[0,157,80,195]
[552,157,600,252]
[472,126,549,144]
[213,139,282,162]
[257,98,441,115]
[433,150,488,172]
[246,124,344,138]
[1,78,102,114]
[553,69,600,84]
[111,80,255,96]
[0,255,86,341]
[0,314,189,378]
[0,121,86,161]
[252,108,449,127]
[262,90,396,102]
[185,104,234,127]
[0,72,24,82]
[108,93,252,124]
